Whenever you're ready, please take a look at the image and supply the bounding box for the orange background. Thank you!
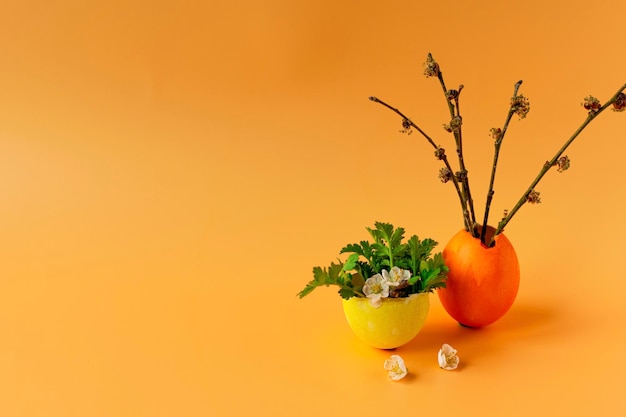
[1,1,625,416]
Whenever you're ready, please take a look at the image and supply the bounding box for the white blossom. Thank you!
[362,273,390,308]
[384,355,408,381]
[383,266,411,287]
[438,343,460,370]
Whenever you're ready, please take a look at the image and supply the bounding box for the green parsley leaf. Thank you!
[298,221,448,299]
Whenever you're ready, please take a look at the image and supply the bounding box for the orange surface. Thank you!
[1,1,625,416]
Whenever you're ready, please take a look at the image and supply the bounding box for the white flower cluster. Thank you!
[362,266,411,308]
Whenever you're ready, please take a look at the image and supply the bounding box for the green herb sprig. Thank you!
[298,222,448,300]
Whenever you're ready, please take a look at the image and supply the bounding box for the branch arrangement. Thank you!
[370,53,626,247]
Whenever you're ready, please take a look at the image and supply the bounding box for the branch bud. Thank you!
[423,53,440,78]
[445,89,459,101]
[554,155,571,173]
[455,170,468,181]
[438,167,453,183]
[490,128,502,141]
[526,190,541,204]
[612,93,626,112]
[511,95,530,119]
[582,95,602,114]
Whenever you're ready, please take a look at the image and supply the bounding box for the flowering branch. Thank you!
[428,53,481,231]
[436,70,476,227]
[370,53,624,246]
[369,96,472,231]
[424,54,477,229]
[480,80,526,244]
[490,82,626,246]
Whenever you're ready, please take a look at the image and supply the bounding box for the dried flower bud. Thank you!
[612,93,626,112]
[446,89,459,101]
[434,147,446,160]
[442,123,453,133]
[555,155,571,173]
[511,95,530,119]
[449,116,462,132]
[490,127,502,141]
[438,167,453,183]
[399,118,413,135]
[423,53,440,78]
[526,190,541,204]
[455,170,467,181]
[582,95,602,114]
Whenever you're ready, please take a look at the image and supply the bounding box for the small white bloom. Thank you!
[362,273,390,308]
[438,343,460,370]
[384,355,408,381]
[383,266,411,287]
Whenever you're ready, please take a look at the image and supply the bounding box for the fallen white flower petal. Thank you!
[438,343,459,370]
[384,354,408,381]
